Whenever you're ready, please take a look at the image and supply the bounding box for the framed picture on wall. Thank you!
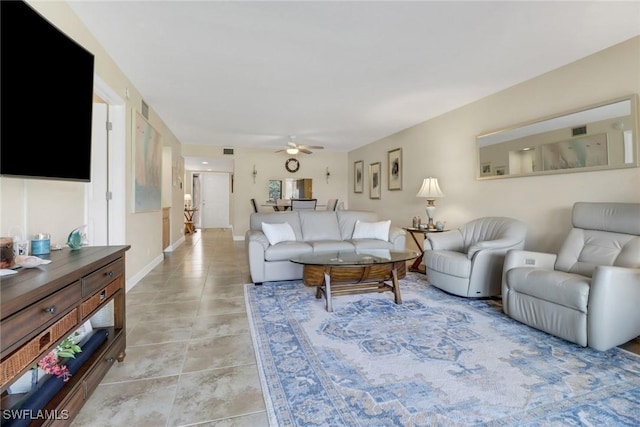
[354,160,364,193]
[133,109,162,212]
[387,148,402,190]
[369,162,381,199]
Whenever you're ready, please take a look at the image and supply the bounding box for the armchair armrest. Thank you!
[588,266,640,351]
[424,230,464,251]
[502,250,557,272]
[467,239,524,260]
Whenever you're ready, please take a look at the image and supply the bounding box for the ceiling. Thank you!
[68,1,640,163]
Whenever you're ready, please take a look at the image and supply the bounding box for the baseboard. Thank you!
[163,235,186,252]
[126,253,164,293]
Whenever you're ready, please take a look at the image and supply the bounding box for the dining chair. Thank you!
[325,199,338,211]
[291,199,317,210]
[250,198,259,213]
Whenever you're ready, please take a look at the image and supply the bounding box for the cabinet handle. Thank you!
[43,306,56,314]
[99,290,106,300]
[105,271,114,278]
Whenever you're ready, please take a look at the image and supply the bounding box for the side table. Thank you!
[184,208,198,234]
[403,227,448,273]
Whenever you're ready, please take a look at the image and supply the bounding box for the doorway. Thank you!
[199,172,230,229]
[87,76,125,246]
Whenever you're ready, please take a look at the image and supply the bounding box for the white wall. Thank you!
[348,36,640,253]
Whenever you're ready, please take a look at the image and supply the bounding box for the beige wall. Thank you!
[348,36,640,253]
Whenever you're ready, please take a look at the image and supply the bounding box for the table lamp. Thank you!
[416,177,444,230]
[184,193,192,208]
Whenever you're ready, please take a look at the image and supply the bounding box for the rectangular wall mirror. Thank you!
[476,94,638,179]
[268,178,312,200]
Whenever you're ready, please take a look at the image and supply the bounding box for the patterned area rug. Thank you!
[244,274,640,426]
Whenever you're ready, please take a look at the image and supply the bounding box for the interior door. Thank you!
[200,172,230,228]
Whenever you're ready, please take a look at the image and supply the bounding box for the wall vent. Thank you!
[223,148,234,155]
[572,125,587,136]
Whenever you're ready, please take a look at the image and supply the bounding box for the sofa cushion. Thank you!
[336,210,380,240]
[309,240,355,252]
[262,222,296,245]
[507,267,590,312]
[250,211,303,240]
[264,241,313,262]
[299,211,342,241]
[352,220,391,241]
[348,239,394,251]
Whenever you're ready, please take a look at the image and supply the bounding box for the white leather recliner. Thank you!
[502,202,640,351]
[423,217,527,297]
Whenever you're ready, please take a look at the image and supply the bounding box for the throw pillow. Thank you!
[352,220,391,241]
[262,222,296,245]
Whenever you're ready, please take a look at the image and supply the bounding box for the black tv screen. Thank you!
[1,1,95,182]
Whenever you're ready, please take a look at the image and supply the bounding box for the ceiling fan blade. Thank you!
[299,148,313,154]
[275,149,285,153]
[288,141,297,148]
[299,145,324,150]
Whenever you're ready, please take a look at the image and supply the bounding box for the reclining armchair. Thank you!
[423,217,527,297]
[502,202,640,351]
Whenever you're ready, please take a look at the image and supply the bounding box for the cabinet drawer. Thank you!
[82,258,124,298]
[1,309,78,388]
[83,334,123,399]
[1,281,81,356]
[45,384,85,427]
[80,281,121,319]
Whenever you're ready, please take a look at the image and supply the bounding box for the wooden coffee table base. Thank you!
[303,261,407,312]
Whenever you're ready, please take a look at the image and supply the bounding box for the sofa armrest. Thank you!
[424,230,464,251]
[588,266,640,351]
[245,230,270,283]
[388,226,406,251]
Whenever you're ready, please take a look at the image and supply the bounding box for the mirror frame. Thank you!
[476,94,639,180]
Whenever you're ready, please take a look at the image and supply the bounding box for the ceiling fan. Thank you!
[275,136,324,155]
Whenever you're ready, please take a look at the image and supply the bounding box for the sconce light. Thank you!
[416,177,444,230]
[252,165,258,183]
[326,167,330,183]
[184,193,192,209]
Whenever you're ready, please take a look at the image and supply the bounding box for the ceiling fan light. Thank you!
[286,147,299,155]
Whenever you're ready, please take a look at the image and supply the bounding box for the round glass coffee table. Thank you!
[290,250,419,312]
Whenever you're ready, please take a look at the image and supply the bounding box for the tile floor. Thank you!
[71,228,268,427]
[70,227,640,426]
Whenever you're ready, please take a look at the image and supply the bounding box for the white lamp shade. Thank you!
[416,178,444,198]
[184,194,192,202]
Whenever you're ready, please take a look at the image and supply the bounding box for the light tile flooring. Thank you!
[71,228,268,427]
[70,227,640,426]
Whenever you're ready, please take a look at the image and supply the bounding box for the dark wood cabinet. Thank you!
[1,245,130,426]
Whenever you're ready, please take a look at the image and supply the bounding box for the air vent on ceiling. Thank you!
[223,148,234,155]
[572,125,587,136]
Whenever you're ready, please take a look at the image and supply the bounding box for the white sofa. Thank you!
[245,210,406,284]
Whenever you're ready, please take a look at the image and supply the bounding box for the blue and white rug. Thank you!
[245,274,640,426]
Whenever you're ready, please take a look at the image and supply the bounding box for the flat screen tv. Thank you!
[1,1,95,182]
